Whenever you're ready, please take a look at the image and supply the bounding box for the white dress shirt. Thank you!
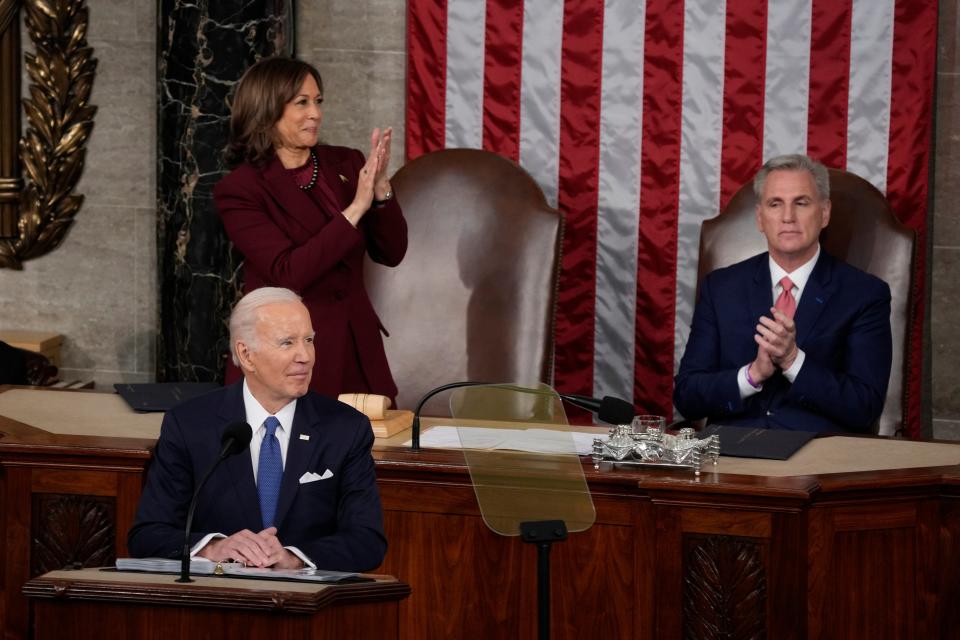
[243,384,295,482]
[738,246,820,398]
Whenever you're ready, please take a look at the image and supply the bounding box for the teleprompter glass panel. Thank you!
[450,383,595,536]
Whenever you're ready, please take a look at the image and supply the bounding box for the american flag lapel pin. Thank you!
[300,434,310,441]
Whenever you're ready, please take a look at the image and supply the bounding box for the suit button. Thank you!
[766,410,773,416]
[334,290,346,301]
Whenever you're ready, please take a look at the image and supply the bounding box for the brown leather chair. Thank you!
[697,169,916,435]
[364,149,563,413]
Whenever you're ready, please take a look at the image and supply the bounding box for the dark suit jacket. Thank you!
[214,145,407,399]
[127,382,387,572]
[673,252,892,433]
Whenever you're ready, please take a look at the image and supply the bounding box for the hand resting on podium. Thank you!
[196,526,304,570]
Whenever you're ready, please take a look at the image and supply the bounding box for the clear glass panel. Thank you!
[450,383,595,536]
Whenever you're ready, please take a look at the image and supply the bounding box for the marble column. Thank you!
[157,0,292,382]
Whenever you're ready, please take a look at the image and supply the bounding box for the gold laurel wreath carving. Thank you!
[0,0,96,269]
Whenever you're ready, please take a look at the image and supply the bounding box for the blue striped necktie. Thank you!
[257,416,283,528]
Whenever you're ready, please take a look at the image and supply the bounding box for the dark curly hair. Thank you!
[224,57,324,168]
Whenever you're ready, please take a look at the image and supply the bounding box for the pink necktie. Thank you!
[775,276,796,319]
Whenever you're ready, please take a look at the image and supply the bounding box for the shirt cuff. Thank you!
[190,533,226,557]
[284,546,316,569]
[737,364,762,399]
[191,535,315,570]
[781,348,805,382]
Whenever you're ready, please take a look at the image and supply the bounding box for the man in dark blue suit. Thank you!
[674,154,892,433]
[128,287,386,571]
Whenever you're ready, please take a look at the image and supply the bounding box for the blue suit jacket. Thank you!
[127,382,387,571]
[673,252,892,433]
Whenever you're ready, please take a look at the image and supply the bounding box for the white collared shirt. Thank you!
[738,247,820,397]
[768,245,820,309]
[242,380,297,482]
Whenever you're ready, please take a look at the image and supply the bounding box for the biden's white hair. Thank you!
[229,287,303,366]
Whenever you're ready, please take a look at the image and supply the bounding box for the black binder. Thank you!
[699,424,817,460]
[115,383,221,412]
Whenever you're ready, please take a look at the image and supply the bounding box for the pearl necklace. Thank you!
[298,148,319,191]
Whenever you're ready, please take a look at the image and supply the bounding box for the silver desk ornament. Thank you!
[592,424,720,476]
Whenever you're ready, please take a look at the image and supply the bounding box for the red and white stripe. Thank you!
[405,0,936,437]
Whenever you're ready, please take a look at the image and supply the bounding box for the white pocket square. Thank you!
[299,469,334,484]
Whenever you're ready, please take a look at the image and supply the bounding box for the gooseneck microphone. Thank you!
[411,382,488,451]
[177,420,252,583]
[410,382,636,451]
[561,394,636,425]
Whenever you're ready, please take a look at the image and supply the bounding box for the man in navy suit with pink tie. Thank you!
[128,287,386,572]
[674,154,892,433]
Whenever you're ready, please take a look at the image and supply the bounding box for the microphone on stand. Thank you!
[177,420,252,583]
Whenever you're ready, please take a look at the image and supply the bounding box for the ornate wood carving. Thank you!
[31,494,115,576]
[0,0,96,268]
[682,535,767,640]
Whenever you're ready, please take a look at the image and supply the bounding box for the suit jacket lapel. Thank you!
[794,252,836,347]
[262,147,354,218]
[749,253,774,326]
[263,154,314,212]
[218,382,263,531]
[274,397,322,528]
[313,148,351,215]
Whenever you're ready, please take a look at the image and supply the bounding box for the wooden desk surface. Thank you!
[24,568,410,613]
[0,387,162,439]
[3,386,959,478]
[376,416,960,478]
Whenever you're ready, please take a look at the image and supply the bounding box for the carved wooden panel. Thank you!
[31,493,115,576]
[682,535,767,640]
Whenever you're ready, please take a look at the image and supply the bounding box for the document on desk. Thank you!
[409,426,601,455]
[115,558,366,583]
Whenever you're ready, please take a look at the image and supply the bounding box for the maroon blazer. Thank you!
[214,144,407,399]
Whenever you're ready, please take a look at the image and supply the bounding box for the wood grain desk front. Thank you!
[24,567,410,639]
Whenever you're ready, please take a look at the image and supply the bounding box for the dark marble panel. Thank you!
[157,0,292,383]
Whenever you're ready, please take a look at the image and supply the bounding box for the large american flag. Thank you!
[405,0,937,438]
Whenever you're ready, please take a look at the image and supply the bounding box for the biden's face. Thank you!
[238,301,315,412]
[755,168,831,270]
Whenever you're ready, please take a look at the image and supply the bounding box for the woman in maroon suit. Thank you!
[214,57,407,401]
